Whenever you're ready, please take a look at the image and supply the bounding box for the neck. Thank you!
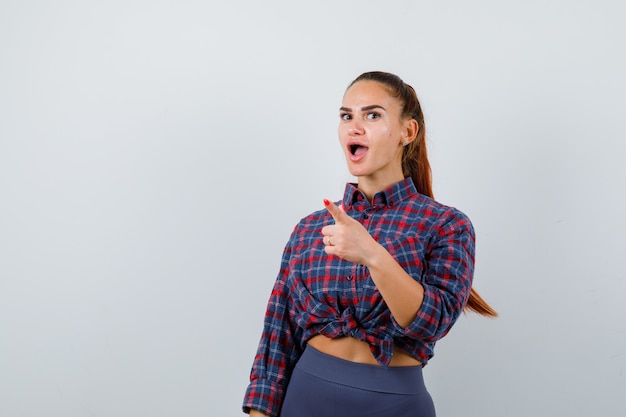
[357,173,404,203]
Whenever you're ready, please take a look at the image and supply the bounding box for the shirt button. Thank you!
[347,275,353,281]
[362,213,369,219]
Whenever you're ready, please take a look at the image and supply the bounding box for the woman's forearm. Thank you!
[366,242,425,328]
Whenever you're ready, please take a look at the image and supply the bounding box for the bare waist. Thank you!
[307,334,422,367]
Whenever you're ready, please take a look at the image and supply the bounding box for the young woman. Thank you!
[242,71,497,417]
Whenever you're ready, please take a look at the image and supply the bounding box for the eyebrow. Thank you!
[339,104,387,112]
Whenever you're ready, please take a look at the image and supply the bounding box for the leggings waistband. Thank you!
[296,345,426,394]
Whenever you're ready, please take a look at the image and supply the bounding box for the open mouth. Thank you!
[350,144,368,156]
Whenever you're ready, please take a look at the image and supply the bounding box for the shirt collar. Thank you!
[343,177,418,208]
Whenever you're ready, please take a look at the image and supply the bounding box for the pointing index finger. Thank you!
[323,199,347,223]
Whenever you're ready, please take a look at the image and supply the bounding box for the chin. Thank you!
[346,164,361,175]
[348,169,369,178]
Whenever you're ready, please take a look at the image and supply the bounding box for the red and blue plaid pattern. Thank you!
[243,177,475,416]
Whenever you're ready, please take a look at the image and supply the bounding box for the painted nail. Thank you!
[323,199,330,206]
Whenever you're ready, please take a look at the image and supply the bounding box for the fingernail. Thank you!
[323,199,330,206]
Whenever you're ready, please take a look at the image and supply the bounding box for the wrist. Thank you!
[364,241,389,271]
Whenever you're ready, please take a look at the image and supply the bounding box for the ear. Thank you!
[401,118,419,145]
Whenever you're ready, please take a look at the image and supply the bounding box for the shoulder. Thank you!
[294,207,330,230]
[405,193,474,234]
[284,207,332,247]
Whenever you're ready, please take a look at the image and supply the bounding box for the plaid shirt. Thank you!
[243,177,475,416]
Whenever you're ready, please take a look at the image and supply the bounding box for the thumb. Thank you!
[323,199,348,223]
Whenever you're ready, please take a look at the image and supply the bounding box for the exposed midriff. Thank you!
[307,334,422,367]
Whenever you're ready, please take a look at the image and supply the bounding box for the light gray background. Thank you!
[1,1,625,416]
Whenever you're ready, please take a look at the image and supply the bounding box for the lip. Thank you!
[346,140,369,162]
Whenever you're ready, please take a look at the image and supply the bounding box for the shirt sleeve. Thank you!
[392,210,475,342]
[242,229,304,417]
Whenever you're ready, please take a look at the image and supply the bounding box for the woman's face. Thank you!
[338,80,410,186]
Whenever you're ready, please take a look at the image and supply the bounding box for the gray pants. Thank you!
[280,346,436,417]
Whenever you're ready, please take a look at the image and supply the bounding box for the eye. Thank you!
[340,112,352,121]
[366,112,380,120]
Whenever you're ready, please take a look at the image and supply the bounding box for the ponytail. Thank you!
[466,288,498,317]
[349,71,497,317]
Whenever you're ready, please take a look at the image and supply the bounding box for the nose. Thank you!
[348,119,364,135]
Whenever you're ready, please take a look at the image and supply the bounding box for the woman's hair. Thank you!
[348,71,498,317]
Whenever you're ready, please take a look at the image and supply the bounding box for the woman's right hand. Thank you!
[249,409,270,417]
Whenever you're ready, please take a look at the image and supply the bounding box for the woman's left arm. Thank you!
[362,243,426,328]
[321,201,425,327]
[322,200,473,333]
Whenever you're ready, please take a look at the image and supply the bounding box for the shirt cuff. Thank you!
[242,378,284,417]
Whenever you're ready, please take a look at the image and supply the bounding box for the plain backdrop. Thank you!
[1,1,625,416]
